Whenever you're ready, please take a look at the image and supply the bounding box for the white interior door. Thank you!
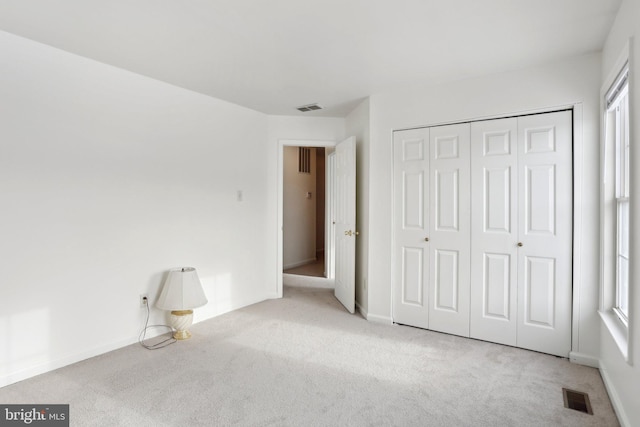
[334,136,356,313]
[393,128,430,328]
[470,118,519,346]
[428,124,471,337]
[516,111,572,357]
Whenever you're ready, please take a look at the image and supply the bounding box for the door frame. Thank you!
[277,139,336,298]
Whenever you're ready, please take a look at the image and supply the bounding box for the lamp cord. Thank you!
[138,300,176,350]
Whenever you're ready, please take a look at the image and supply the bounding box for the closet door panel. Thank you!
[516,111,572,357]
[434,249,459,310]
[483,253,511,318]
[470,118,518,346]
[428,124,470,337]
[393,128,430,328]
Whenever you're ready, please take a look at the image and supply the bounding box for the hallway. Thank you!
[283,251,325,277]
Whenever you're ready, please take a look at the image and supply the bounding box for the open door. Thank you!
[334,136,356,313]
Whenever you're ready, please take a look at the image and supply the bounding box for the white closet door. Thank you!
[428,124,471,337]
[516,111,572,357]
[393,128,430,328]
[470,118,519,346]
[392,111,572,357]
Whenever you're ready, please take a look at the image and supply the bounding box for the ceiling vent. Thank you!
[296,103,323,112]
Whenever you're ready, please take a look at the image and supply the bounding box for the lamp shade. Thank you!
[156,267,208,310]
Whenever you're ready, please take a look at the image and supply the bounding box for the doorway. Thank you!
[282,146,327,278]
[277,137,357,313]
[276,139,337,299]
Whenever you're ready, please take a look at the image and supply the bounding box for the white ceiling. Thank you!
[0,0,622,117]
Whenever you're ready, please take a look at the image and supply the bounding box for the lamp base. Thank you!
[172,329,192,340]
[169,310,194,340]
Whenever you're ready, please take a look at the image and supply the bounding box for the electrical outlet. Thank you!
[140,294,149,308]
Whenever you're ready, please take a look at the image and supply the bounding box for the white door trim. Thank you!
[277,139,336,298]
[327,151,337,280]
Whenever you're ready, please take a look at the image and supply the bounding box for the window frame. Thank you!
[610,76,630,325]
[599,45,632,364]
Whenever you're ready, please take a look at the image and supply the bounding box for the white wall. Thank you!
[266,116,345,297]
[283,146,317,268]
[366,53,603,360]
[0,31,271,386]
[346,99,370,315]
[599,0,640,425]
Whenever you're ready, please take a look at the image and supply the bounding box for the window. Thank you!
[606,66,630,325]
[606,67,629,325]
[298,147,311,174]
[600,47,632,361]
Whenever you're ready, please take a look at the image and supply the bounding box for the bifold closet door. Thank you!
[427,124,470,337]
[394,111,572,357]
[469,111,572,357]
[393,128,430,329]
[393,124,470,336]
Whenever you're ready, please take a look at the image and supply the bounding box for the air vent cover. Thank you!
[562,388,593,415]
[297,103,323,112]
[298,147,311,173]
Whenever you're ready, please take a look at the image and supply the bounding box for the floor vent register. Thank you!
[562,388,593,415]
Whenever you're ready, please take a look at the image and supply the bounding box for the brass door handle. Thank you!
[517,242,523,247]
[425,237,429,242]
[344,230,359,237]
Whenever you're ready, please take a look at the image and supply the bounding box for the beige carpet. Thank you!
[283,252,325,277]
[0,281,619,426]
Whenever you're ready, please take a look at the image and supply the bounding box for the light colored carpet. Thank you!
[0,281,619,426]
[283,252,325,277]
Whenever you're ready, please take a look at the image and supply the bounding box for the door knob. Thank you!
[424,237,429,242]
[517,242,523,247]
[345,230,352,236]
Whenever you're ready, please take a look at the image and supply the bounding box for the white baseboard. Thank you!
[600,364,631,427]
[365,312,394,324]
[0,294,270,389]
[355,301,367,319]
[0,334,143,388]
[569,352,600,368]
[283,257,316,270]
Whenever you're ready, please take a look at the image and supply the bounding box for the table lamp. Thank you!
[156,267,208,340]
